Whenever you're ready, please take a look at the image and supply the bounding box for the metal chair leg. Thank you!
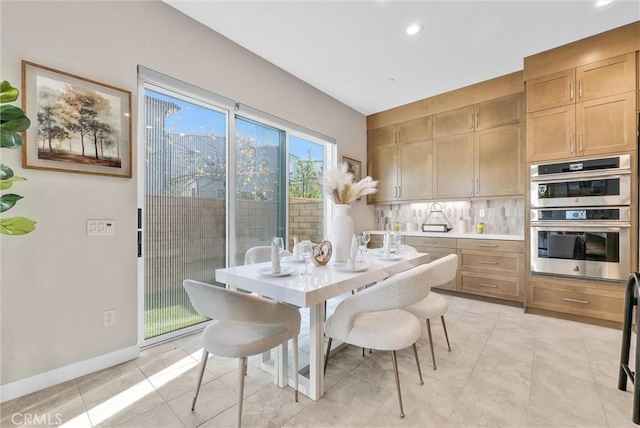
[426,319,437,370]
[237,357,246,428]
[412,343,424,385]
[324,337,332,374]
[391,351,405,419]
[293,336,299,402]
[441,315,451,352]
[191,349,209,410]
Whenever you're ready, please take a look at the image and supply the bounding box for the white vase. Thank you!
[331,204,354,262]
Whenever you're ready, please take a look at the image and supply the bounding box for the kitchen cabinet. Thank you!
[525,53,637,163]
[367,116,432,203]
[433,123,524,199]
[456,239,525,302]
[404,236,457,291]
[433,93,524,138]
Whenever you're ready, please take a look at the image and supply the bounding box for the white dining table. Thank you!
[214,250,430,401]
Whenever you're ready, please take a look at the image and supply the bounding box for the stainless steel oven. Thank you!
[530,206,631,281]
[531,155,631,208]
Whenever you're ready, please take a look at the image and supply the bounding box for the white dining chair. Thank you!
[244,245,292,265]
[403,253,458,370]
[323,262,434,418]
[183,279,301,428]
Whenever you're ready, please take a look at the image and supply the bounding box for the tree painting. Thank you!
[35,76,122,168]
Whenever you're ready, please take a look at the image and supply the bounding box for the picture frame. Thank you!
[21,61,132,178]
[341,155,362,200]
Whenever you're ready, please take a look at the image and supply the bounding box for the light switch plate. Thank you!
[87,220,116,236]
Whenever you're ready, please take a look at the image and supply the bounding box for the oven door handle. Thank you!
[530,221,630,229]
[530,169,630,183]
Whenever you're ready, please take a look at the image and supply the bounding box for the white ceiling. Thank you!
[164,0,639,116]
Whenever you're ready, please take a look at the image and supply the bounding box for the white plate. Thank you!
[333,261,369,273]
[281,256,305,263]
[375,253,402,261]
[373,248,397,254]
[257,267,296,277]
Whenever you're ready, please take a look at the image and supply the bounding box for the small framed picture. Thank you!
[21,61,132,178]
[341,156,361,183]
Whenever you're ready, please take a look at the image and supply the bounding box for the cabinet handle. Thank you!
[578,80,582,99]
[398,185,402,198]
[479,244,498,247]
[476,179,480,194]
[479,260,499,265]
[563,297,588,305]
[470,180,474,195]
[569,81,573,100]
[476,112,479,128]
[394,186,398,198]
[479,283,498,288]
[569,135,574,153]
[578,134,583,153]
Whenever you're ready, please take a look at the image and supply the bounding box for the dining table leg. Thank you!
[308,301,326,401]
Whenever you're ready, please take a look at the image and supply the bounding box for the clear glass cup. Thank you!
[300,240,312,275]
[273,237,284,255]
[393,232,402,252]
[361,231,370,254]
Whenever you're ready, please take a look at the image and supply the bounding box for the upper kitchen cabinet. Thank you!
[524,22,639,164]
[367,116,433,203]
[433,133,475,199]
[433,93,524,138]
[475,124,525,197]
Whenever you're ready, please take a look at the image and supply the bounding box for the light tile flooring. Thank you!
[1,294,637,427]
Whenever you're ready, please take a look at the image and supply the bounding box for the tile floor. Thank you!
[1,294,637,427]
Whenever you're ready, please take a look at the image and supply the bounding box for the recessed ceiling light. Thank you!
[596,0,613,6]
[406,23,423,36]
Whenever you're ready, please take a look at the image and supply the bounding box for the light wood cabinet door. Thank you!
[398,116,432,144]
[526,105,576,163]
[433,106,475,138]
[398,140,432,200]
[367,125,396,148]
[475,124,524,197]
[526,69,575,112]
[368,144,397,202]
[576,53,636,102]
[433,133,474,199]
[576,91,637,157]
[475,93,524,131]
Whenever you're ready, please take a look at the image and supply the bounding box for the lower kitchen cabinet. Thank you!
[458,271,522,301]
[404,236,457,290]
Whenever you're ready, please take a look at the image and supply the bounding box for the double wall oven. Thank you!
[530,155,631,281]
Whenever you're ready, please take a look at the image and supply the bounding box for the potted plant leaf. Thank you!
[0,80,36,234]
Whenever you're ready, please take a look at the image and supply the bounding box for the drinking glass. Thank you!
[393,232,402,252]
[273,237,284,255]
[361,231,370,254]
[300,240,312,275]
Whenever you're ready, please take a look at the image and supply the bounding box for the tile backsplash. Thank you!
[374,199,524,235]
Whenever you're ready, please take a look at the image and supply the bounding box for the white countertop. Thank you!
[369,230,524,241]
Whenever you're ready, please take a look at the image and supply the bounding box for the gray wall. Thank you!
[0,0,372,389]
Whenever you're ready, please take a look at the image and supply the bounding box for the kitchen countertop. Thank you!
[369,230,524,241]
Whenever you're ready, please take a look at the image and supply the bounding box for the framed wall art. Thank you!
[341,155,361,183]
[21,61,132,178]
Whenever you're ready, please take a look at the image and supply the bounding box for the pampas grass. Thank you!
[323,162,378,205]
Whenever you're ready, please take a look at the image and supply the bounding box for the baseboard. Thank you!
[0,345,140,403]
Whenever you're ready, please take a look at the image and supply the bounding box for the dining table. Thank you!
[214,249,430,401]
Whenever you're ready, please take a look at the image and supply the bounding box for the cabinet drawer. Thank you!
[456,239,524,253]
[458,271,522,301]
[527,280,624,322]
[405,236,457,249]
[458,250,524,276]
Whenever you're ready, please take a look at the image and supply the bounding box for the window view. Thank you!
[144,87,227,339]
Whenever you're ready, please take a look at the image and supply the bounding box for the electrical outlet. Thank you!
[104,310,115,327]
[87,220,116,236]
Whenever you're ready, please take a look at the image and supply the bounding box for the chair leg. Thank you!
[426,319,437,370]
[293,336,299,402]
[324,337,332,374]
[191,349,209,411]
[391,350,405,419]
[441,315,451,352]
[237,356,246,428]
[411,343,424,385]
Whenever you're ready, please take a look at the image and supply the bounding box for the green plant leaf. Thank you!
[0,129,23,149]
[0,81,19,103]
[0,164,14,180]
[0,216,36,235]
[0,114,31,133]
[0,176,25,191]
[0,193,23,212]
[0,105,26,122]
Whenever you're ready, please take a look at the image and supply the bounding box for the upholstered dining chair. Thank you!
[183,279,301,428]
[244,245,292,265]
[323,263,434,418]
[403,253,458,370]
